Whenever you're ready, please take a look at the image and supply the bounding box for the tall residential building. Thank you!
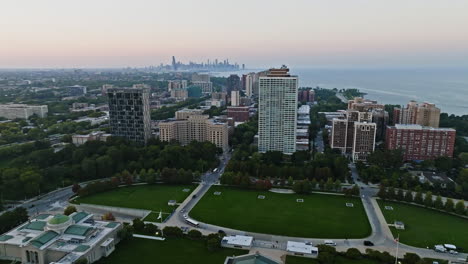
[158,110,229,150]
[393,101,441,128]
[101,84,114,96]
[227,106,250,122]
[175,108,204,119]
[331,110,375,161]
[298,88,315,103]
[192,81,213,94]
[66,85,87,96]
[386,124,456,161]
[0,104,48,119]
[372,109,389,141]
[167,80,188,91]
[258,67,298,154]
[192,73,210,83]
[231,91,240,106]
[244,73,254,97]
[170,88,188,100]
[226,74,241,94]
[107,88,151,144]
[212,92,227,102]
[348,97,384,112]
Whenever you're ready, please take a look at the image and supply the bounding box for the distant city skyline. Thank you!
[1,0,468,68]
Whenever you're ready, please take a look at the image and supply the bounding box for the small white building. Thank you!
[221,235,253,249]
[287,241,319,258]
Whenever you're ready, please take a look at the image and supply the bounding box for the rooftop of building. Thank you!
[391,124,455,131]
[0,211,120,256]
[224,253,281,264]
[0,103,47,108]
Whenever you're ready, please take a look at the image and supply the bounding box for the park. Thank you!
[377,200,468,250]
[73,184,195,221]
[96,237,247,264]
[191,186,371,238]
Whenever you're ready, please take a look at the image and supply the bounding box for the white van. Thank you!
[324,240,336,246]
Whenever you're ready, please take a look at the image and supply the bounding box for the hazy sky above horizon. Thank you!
[1,0,468,68]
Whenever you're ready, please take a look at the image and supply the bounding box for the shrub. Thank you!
[163,226,183,238]
[345,248,362,259]
[403,252,421,264]
[188,229,202,240]
[101,212,115,221]
[64,205,77,216]
[143,223,158,235]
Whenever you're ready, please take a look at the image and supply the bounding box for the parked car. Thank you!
[364,241,374,246]
[449,250,458,255]
[434,245,447,253]
[324,240,336,246]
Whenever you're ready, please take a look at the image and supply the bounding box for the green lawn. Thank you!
[191,186,371,238]
[96,238,247,264]
[377,200,468,250]
[74,184,194,213]
[286,255,379,264]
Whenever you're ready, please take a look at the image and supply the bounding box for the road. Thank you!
[7,149,467,262]
[162,159,467,262]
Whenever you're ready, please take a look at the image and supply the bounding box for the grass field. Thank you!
[96,238,247,264]
[191,186,371,238]
[377,200,468,250]
[286,255,379,264]
[75,184,194,214]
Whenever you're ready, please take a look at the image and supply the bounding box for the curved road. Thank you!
[164,157,467,262]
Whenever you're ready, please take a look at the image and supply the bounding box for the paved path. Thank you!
[158,161,467,262]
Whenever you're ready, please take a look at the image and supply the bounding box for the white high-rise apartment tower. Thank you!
[258,66,298,154]
[245,73,254,97]
[231,90,240,106]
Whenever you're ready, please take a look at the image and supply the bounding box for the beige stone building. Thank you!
[0,104,48,119]
[394,101,440,127]
[159,109,229,151]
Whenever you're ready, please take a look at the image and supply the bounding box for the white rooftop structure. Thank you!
[287,241,318,255]
[222,235,253,247]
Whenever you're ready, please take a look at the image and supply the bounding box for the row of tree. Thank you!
[0,138,219,200]
[378,187,467,216]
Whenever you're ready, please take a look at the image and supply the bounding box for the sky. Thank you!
[1,0,468,68]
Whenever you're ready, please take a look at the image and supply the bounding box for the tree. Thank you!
[414,191,423,204]
[102,212,115,221]
[345,248,362,259]
[403,191,413,202]
[74,259,88,264]
[132,218,145,233]
[72,183,81,193]
[118,225,134,241]
[403,252,421,264]
[162,226,183,237]
[64,206,77,216]
[423,191,433,207]
[455,200,466,215]
[377,186,387,200]
[445,198,455,212]
[325,178,334,191]
[434,195,444,209]
[334,179,342,191]
[207,237,221,251]
[143,223,158,235]
[187,229,202,240]
[20,170,43,197]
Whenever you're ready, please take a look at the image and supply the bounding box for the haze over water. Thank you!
[294,67,468,116]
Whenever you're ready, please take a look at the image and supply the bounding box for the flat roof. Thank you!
[393,124,456,131]
[21,221,46,231]
[222,235,253,247]
[287,241,318,254]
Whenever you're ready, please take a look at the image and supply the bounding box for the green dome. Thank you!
[48,214,70,225]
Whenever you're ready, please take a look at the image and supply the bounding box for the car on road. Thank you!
[363,241,374,246]
[449,250,458,255]
[183,214,188,219]
[180,209,185,213]
[192,195,197,199]
[324,240,336,246]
